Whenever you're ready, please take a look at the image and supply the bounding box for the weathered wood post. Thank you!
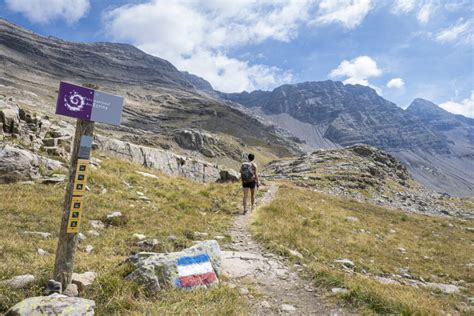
[53,119,94,287]
[52,81,124,290]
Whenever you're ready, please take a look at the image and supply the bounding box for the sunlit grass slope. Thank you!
[252,184,473,315]
[0,155,246,315]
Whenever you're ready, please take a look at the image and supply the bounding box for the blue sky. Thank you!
[1,0,473,117]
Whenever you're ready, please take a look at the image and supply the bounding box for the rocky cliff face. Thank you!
[221,82,474,197]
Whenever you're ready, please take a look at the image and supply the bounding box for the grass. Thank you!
[0,155,247,314]
[252,183,473,315]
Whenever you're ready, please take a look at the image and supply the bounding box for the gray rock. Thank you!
[37,248,49,256]
[72,272,97,291]
[260,300,271,308]
[239,287,249,295]
[40,174,66,184]
[125,240,221,291]
[334,259,355,269]
[135,171,159,179]
[89,220,105,230]
[77,233,87,242]
[107,211,122,219]
[219,169,240,182]
[45,280,62,295]
[288,249,304,259]
[280,304,297,312]
[84,245,94,253]
[22,231,51,239]
[331,287,349,294]
[0,145,62,183]
[6,294,95,316]
[63,284,79,297]
[133,233,147,240]
[346,216,359,222]
[0,100,20,134]
[95,135,222,183]
[425,282,460,294]
[137,239,160,250]
[0,274,35,289]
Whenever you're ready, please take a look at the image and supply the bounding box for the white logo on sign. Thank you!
[64,90,85,112]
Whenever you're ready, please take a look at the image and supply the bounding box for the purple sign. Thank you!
[55,81,124,126]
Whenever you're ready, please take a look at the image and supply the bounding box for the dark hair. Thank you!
[248,153,255,161]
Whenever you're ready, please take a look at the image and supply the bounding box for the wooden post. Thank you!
[53,119,94,289]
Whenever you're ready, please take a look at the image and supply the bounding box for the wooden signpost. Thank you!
[53,82,124,289]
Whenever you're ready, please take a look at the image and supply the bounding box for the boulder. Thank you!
[6,294,95,316]
[72,272,97,291]
[0,274,35,289]
[0,101,20,134]
[0,145,63,183]
[219,169,240,182]
[125,240,221,291]
[173,129,218,157]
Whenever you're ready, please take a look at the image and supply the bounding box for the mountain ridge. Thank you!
[221,81,474,196]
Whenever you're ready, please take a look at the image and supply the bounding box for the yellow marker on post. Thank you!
[67,196,84,233]
[73,159,89,196]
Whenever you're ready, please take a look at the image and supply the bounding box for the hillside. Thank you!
[0,18,299,170]
[221,81,474,197]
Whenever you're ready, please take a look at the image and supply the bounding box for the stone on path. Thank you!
[6,293,95,316]
[0,274,35,289]
[281,304,297,312]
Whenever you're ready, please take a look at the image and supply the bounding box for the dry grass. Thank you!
[252,183,473,315]
[0,155,247,314]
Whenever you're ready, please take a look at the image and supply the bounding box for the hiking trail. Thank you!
[221,184,348,315]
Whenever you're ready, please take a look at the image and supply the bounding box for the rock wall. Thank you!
[94,135,225,183]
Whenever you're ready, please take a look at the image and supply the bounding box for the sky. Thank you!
[1,0,473,117]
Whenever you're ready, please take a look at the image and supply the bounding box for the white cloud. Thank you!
[5,0,90,24]
[391,0,416,14]
[417,1,437,24]
[104,0,316,92]
[313,0,373,29]
[439,92,474,118]
[435,19,471,43]
[387,78,405,89]
[329,56,382,86]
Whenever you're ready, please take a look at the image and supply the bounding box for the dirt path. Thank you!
[222,184,347,315]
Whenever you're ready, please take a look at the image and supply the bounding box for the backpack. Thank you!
[240,162,255,183]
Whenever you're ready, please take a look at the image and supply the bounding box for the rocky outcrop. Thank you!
[6,294,95,316]
[264,144,471,218]
[94,135,235,183]
[173,128,242,160]
[125,240,221,291]
[173,129,220,157]
[0,144,63,183]
[0,100,20,134]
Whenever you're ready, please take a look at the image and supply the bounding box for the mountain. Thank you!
[0,18,298,168]
[406,98,474,153]
[221,82,474,197]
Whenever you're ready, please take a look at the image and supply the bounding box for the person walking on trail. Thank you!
[241,153,259,214]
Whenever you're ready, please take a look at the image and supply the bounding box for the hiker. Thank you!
[241,153,259,214]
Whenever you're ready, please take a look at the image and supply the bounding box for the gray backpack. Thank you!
[240,162,255,183]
